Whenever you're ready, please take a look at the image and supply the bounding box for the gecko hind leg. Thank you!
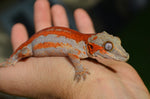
[68,53,90,82]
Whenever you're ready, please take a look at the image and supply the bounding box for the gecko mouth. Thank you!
[111,52,129,62]
[96,51,129,62]
[108,46,130,62]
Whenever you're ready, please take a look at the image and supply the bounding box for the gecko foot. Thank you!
[74,67,90,82]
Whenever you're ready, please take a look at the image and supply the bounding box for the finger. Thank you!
[11,23,28,51]
[51,4,69,27]
[34,0,51,32]
[74,8,95,34]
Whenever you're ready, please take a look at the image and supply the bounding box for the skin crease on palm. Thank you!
[0,0,149,99]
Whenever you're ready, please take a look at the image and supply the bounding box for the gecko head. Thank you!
[87,31,129,61]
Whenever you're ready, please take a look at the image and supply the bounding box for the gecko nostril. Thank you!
[125,53,130,61]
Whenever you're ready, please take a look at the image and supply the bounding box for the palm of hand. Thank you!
[0,0,149,99]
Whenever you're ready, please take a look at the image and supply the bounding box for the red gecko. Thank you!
[1,26,129,81]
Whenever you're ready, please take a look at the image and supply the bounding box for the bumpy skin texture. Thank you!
[1,26,129,81]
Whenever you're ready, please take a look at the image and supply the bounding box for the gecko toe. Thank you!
[74,67,90,82]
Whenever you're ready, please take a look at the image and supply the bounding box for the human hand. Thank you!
[0,0,149,99]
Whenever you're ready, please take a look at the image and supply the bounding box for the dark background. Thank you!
[0,0,149,98]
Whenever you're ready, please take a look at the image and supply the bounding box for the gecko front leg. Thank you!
[68,53,90,82]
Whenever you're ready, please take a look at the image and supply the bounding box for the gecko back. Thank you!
[0,27,91,66]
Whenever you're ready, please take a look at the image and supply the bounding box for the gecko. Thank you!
[1,26,129,81]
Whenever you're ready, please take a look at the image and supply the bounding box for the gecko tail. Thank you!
[0,61,8,67]
[0,57,7,66]
[0,58,17,67]
[0,59,9,67]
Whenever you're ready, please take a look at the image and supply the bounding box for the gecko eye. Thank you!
[104,41,113,51]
